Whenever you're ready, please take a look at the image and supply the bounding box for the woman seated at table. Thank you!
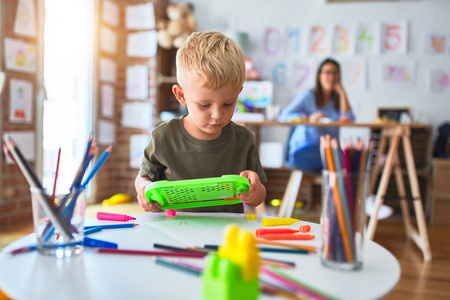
[278,58,355,173]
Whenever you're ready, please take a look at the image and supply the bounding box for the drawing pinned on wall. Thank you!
[9,79,33,123]
[99,58,116,83]
[381,62,416,88]
[4,38,36,73]
[381,21,408,54]
[429,69,450,92]
[423,33,448,55]
[308,25,332,55]
[263,27,285,57]
[291,60,315,89]
[121,102,153,129]
[285,26,302,56]
[14,0,36,37]
[3,131,35,164]
[126,2,155,30]
[102,0,119,27]
[101,84,115,118]
[340,58,366,91]
[356,23,380,55]
[130,134,150,168]
[126,65,149,100]
[238,81,273,108]
[127,31,157,57]
[98,120,116,145]
[332,24,356,55]
[271,61,288,87]
[100,26,117,54]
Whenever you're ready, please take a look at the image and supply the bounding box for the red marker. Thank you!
[255,228,299,237]
[97,212,136,222]
[259,234,315,241]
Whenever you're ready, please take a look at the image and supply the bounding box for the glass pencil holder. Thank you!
[320,170,368,271]
[31,187,86,258]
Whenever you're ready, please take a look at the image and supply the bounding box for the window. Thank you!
[42,0,94,195]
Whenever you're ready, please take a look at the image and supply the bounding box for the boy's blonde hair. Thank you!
[176,31,246,90]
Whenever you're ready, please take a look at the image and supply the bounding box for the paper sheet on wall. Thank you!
[381,21,408,55]
[14,0,36,37]
[121,102,153,129]
[9,79,33,123]
[126,65,149,100]
[308,25,332,55]
[101,84,115,118]
[99,58,116,83]
[339,57,367,91]
[102,0,119,27]
[356,23,381,55]
[127,31,157,57]
[332,24,356,55]
[381,62,416,88]
[100,26,117,54]
[0,72,5,95]
[423,32,448,55]
[4,38,36,73]
[3,131,35,164]
[129,134,150,168]
[98,120,116,145]
[125,3,155,30]
[429,69,450,92]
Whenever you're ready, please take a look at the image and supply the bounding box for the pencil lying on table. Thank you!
[92,248,207,258]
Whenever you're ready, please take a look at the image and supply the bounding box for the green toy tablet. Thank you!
[145,175,249,209]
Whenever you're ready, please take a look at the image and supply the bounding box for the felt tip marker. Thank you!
[259,234,315,241]
[97,212,136,222]
[262,218,300,226]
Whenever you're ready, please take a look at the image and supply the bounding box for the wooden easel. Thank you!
[366,125,432,261]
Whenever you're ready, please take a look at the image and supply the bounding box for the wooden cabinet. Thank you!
[155,47,179,116]
[431,158,450,225]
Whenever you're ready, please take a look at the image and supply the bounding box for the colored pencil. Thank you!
[51,147,61,202]
[153,257,202,276]
[204,244,308,254]
[92,248,206,258]
[153,243,204,253]
[255,239,318,252]
[81,145,113,188]
[84,223,138,230]
[260,279,303,300]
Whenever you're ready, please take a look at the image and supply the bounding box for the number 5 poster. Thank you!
[381,21,408,54]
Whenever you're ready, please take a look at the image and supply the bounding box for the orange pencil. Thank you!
[51,147,61,202]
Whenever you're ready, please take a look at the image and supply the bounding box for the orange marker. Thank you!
[299,225,311,233]
[259,234,315,241]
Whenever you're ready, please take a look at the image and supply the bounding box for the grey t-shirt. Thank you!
[139,116,267,213]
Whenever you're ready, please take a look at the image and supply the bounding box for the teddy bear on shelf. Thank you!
[157,3,196,49]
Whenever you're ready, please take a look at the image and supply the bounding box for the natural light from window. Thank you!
[43,0,93,195]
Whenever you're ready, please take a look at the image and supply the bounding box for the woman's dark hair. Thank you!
[314,58,341,110]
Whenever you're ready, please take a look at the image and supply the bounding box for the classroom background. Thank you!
[0,0,449,228]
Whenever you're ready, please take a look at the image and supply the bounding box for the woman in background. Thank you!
[278,58,355,173]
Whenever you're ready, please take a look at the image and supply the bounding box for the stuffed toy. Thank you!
[157,3,196,49]
[245,57,261,81]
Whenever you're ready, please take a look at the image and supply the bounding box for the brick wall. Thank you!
[0,0,38,227]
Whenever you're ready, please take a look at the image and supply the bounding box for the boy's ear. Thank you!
[172,85,186,106]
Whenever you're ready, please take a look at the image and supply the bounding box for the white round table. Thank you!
[0,212,400,299]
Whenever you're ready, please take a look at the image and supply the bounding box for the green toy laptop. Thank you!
[145,175,249,209]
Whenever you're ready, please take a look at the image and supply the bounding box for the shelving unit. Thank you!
[155,46,179,116]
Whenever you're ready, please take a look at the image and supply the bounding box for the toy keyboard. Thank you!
[145,175,249,210]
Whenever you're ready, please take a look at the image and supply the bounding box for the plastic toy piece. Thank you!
[246,214,256,221]
[166,209,176,217]
[203,225,259,300]
[262,218,300,226]
[102,193,131,206]
[145,175,250,210]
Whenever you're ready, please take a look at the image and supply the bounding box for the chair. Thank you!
[277,127,322,218]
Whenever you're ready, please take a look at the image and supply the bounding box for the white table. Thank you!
[0,213,400,300]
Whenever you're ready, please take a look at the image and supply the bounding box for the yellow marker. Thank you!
[262,218,300,226]
[246,214,256,221]
[102,193,131,206]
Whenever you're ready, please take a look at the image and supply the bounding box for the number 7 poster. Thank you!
[381,21,408,54]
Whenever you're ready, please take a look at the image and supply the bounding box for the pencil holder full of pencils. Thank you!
[320,170,369,271]
[31,187,86,258]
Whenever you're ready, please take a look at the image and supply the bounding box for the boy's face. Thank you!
[173,76,242,140]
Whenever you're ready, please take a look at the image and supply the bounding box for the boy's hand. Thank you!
[135,175,161,212]
[238,170,266,207]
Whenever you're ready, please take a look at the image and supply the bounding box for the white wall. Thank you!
[179,0,450,142]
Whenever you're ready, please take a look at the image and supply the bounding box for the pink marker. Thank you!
[97,212,136,222]
[166,209,176,217]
